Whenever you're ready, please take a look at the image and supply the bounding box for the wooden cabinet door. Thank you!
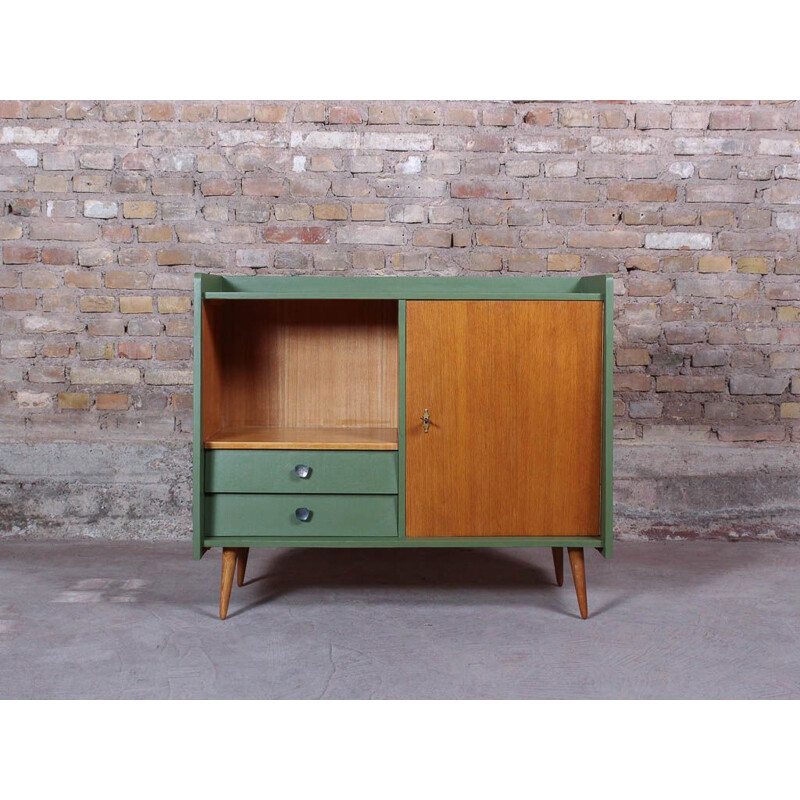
[405,300,603,538]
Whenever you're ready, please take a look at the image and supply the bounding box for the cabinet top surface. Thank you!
[196,274,613,301]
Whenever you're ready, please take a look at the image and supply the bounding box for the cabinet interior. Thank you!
[202,298,398,450]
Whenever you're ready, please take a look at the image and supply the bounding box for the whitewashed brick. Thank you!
[513,136,581,153]
[79,151,115,170]
[668,162,695,179]
[43,152,75,171]
[236,249,272,268]
[396,156,422,174]
[544,160,578,177]
[671,110,710,129]
[1,127,60,145]
[13,149,39,167]
[348,155,383,173]
[159,154,195,171]
[775,213,800,230]
[22,315,85,333]
[16,391,52,409]
[674,138,743,155]
[427,153,461,174]
[362,133,433,151]
[145,370,193,385]
[388,205,426,223]
[738,165,772,181]
[70,367,140,385]
[375,178,446,197]
[757,138,800,156]
[218,130,286,147]
[336,224,405,245]
[591,136,659,154]
[83,201,119,219]
[294,131,359,149]
[775,164,800,179]
[645,232,712,250]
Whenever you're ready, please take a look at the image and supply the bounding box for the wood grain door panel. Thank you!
[405,300,602,537]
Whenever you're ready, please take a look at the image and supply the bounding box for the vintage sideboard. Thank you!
[193,275,613,619]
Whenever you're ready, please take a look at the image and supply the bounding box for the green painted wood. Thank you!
[397,300,407,538]
[205,450,398,494]
[193,272,229,559]
[205,493,398,538]
[193,275,203,559]
[205,290,603,302]
[600,274,614,558]
[202,535,603,548]
[202,275,606,298]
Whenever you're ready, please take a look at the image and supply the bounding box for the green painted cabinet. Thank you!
[194,275,614,619]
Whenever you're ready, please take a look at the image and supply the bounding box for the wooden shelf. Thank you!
[204,426,398,451]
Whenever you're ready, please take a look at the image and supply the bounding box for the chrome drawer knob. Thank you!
[294,464,311,479]
[295,507,312,522]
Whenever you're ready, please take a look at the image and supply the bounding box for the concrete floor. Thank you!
[0,541,798,699]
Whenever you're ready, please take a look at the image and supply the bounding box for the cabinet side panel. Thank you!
[201,300,225,438]
[406,300,602,537]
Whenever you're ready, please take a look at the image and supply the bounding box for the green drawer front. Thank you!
[205,450,398,495]
[205,494,398,538]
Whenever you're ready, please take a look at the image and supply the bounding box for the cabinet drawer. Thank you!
[205,450,398,494]
[205,494,397,538]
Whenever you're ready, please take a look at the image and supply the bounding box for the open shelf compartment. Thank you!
[202,298,399,450]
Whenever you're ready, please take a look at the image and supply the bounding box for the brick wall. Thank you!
[1,99,799,467]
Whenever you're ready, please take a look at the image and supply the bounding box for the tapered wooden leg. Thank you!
[220,548,236,620]
[551,547,564,587]
[567,547,588,619]
[236,547,249,587]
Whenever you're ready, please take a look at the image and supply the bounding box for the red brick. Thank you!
[368,105,401,124]
[295,102,326,123]
[29,101,63,118]
[201,179,237,197]
[218,102,251,122]
[607,183,677,203]
[2,293,36,311]
[242,176,285,197]
[141,102,175,121]
[0,101,24,118]
[568,229,642,248]
[262,226,330,245]
[152,177,194,196]
[451,180,522,199]
[180,103,215,122]
[656,376,727,393]
[96,393,129,410]
[102,225,134,244]
[445,107,478,126]
[413,229,453,247]
[328,106,363,124]
[254,104,287,123]
[615,374,653,391]
[708,109,748,129]
[483,106,515,126]
[118,342,153,359]
[523,108,555,126]
[104,102,137,121]
[475,229,514,247]
[156,248,194,266]
[3,246,38,265]
[528,184,601,202]
[157,341,192,360]
[40,247,75,265]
